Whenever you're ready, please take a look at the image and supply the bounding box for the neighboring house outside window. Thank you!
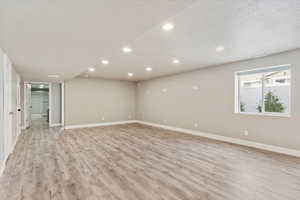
[235,65,291,117]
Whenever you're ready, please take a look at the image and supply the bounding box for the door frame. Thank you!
[61,82,65,127]
[0,49,5,171]
[16,75,21,136]
[3,53,13,157]
[23,81,49,128]
[23,82,31,129]
[23,81,64,128]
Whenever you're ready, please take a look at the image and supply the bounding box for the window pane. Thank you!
[239,73,263,113]
[264,69,290,113]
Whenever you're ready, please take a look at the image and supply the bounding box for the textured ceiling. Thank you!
[1,0,300,81]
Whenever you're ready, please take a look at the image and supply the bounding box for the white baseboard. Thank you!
[49,123,62,128]
[65,120,137,130]
[136,120,300,158]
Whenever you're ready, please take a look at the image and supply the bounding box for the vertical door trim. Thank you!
[49,82,52,127]
[61,82,65,127]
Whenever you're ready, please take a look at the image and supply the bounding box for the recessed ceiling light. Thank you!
[216,45,225,52]
[173,59,180,64]
[192,85,199,90]
[162,23,174,31]
[89,68,95,72]
[145,67,152,72]
[128,72,133,77]
[48,75,59,78]
[101,60,109,65]
[123,47,132,53]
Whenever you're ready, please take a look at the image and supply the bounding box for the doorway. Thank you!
[24,82,64,129]
[30,83,49,126]
[0,49,22,174]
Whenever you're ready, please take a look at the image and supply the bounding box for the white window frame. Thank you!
[235,64,292,117]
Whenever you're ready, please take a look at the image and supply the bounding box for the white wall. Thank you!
[65,77,136,126]
[137,49,299,151]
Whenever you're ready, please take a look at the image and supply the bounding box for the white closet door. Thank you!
[31,92,46,119]
[0,50,20,174]
[0,49,5,167]
[3,54,13,157]
[16,75,21,136]
[25,84,32,128]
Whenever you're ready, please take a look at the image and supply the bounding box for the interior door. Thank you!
[31,92,44,119]
[3,54,13,156]
[0,50,5,166]
[25,83,32,128]
[16,76,21,136]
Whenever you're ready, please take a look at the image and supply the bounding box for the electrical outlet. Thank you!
[194,123,198,128]
[244,130,249,136]
[102,116,105,121]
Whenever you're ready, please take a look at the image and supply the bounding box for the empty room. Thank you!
[0,0,300,199]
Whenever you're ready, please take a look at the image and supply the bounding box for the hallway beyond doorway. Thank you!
[30,83,49,124]
[23,82,64,129]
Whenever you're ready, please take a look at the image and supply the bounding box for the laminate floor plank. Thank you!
[0,121,300,200]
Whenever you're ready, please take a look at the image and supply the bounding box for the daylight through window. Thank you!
[235,65,291,116]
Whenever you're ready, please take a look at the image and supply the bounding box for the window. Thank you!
[235,65,291,117]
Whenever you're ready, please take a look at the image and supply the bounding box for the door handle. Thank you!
[9,112,14,115]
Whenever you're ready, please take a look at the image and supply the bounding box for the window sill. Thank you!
[235,112,291,118]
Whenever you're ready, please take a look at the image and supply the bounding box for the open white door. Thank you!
[16,76,22,136]
[49,82,64,127]
[0,49,21,174]
[3,54,13,156]
[24,83,32,129]
[61,82,65,127]
[0,49,5,171]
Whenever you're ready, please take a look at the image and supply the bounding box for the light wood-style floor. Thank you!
[1,121,300,200]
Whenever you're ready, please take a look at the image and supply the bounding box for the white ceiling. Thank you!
[1,0,300,82]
